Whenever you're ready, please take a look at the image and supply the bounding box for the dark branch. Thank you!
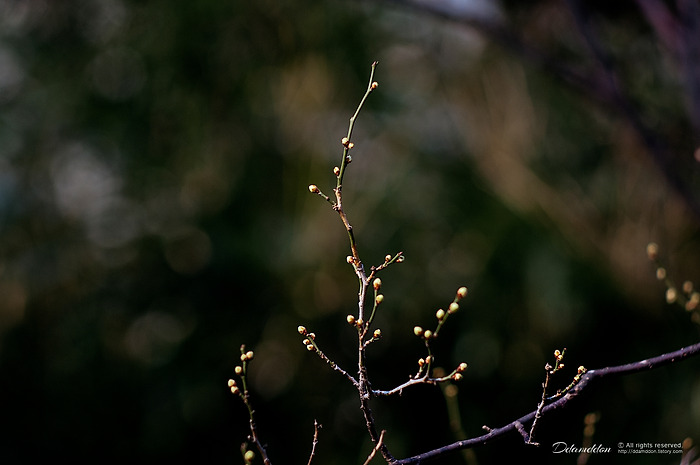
[392,341,700,464]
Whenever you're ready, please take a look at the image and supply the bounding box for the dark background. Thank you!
[0,1,699,464]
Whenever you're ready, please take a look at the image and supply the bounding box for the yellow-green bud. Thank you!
[453,373,463,381]
[436,309,445,320]
[375,294,384,304]
[414,326,423,337]
[228,379,235,387]
[341,137,349,146]
[373,278,382,290]
[423,330,433,339]
[234,366,242,375]
[373,329,381,338]
[458,362,468,372]
[244,450,255,462]
[231,385,240,394]
[245,351,254,360]
[308,184,319,193]
[371,81,379,90]
[448,302,459,314]
[333,166,340,176]
[385,254,392,262]
[347,315,356,325]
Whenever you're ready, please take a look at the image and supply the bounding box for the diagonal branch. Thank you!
[392,341,700,464]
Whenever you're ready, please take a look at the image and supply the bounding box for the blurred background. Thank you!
[0,0,699,464]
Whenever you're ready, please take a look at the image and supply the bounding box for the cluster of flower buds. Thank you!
[452,362,469,381]
[298,325,317,351]
[228,378,240,395]
[240,350,255,362]
[413,325,433,340]
[374,279,384,306]
[550,348,566,372]
[341,137,354,150]
[647,243,700,312]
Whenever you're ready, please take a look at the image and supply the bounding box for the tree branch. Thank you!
[392,341,700,464]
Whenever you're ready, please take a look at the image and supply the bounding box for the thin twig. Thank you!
[362,430,387,465]
[306,420,321,465]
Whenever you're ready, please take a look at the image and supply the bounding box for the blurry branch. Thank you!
[392,341,700,464]
[635,0,700,136]
[381,0,700,219]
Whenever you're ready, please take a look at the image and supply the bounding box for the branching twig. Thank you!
[307,420,321,465]
[362,430,387,465]
[392,341,700,464]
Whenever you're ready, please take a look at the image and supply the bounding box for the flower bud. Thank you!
[333,166,340,176]
[385,254,392,262]
[683,281,694,294]
[373,278,382,290]
[308,184,319,193]
[298,325,307,335]
[453,373,463,381]
[436,309,445,320]
[306,344,315,351]
[646,242,659,261]
[448,302,459,314]
[231,385,240,394]
[666,287,677,303]
[346,256,354,264]
[457,287,468,299]
[244,450,255,462]
[373,329,381,338]
[371,81,379,90]
[228,379,235,387]
[656,267,667,280]
[235,366,242,375]
[245,350,254,360]
[423,330,433,339]
[414,326,423,337]
[347,315,356,325]
[375,294,384,304]
[341,137,349,146]
[458,362,468,372]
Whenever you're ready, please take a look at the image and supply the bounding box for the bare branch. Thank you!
[362,430,386,465]
[392,341,700,464]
